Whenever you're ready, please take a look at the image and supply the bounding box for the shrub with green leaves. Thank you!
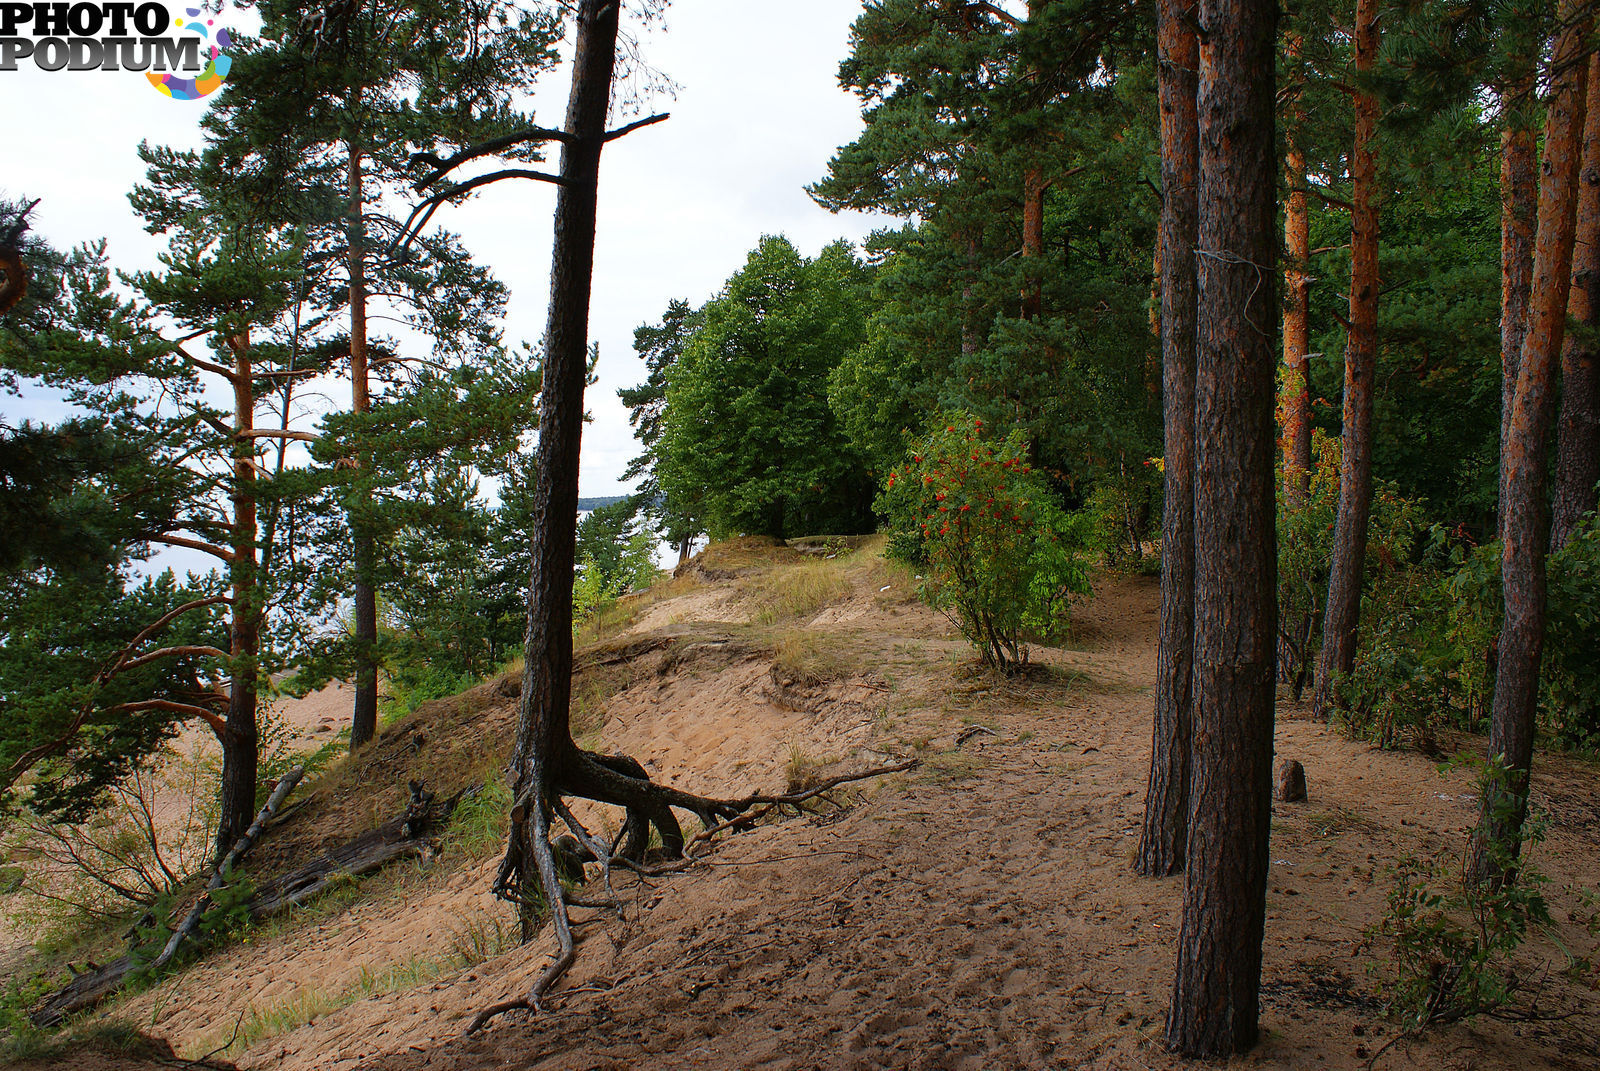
[880,415,1091,672]
[1369,759,1560,1028]
[1277,431,1341,698]
[1337,510,1600,753]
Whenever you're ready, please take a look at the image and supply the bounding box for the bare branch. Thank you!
[237,429,321,445]
[604,112,670,141]
[411,127,576,189]
[180,352,239,382]
[104,699,227,736]
[146,533,236,562]
[116,645,231,674]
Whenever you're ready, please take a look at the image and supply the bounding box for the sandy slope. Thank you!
[13,544,1600,1071]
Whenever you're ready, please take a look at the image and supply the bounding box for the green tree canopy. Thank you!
[656,236,877,540]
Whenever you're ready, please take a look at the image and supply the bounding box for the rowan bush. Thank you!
[879,415,1090,672]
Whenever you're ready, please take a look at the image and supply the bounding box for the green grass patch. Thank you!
[751,558,852,625]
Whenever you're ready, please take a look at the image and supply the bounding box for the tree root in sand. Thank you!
[466,753,920,1034]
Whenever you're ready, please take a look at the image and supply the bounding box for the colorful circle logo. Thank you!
[147,9,232,100]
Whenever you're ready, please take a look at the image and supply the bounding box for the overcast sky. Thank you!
[0,0,890,498]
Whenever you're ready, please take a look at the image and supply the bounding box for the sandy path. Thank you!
[20,562,1598,1071]
[201,575,1597,1071]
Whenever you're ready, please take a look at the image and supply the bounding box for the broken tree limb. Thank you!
[149,767,304,973]
[30,779,454,1029]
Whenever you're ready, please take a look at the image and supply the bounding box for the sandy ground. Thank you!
[8,547,1600,1071]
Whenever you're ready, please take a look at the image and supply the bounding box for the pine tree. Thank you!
[1550,51,1600,551]
[1471,2,1593,885]
[1166,0,1279,1053]
[621,298,705,562]
[1136,0,1198,879]
[207,0,559,748]
[1313,0,1383,720]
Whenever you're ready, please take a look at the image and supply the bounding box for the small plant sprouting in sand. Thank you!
[442,773,514,859]
[1365,761,1594,1046]
[785,745,821,793]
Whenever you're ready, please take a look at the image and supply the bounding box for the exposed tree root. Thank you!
[466,754,920,1034]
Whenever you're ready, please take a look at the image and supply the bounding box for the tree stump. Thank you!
[1274,759,1307,803]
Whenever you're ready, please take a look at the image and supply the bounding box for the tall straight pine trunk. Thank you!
[1551,53,1600,552]
[1500,68,1539,531]
[347,136,380,750]
[1166,0,1278,1055]
[1136,0,1198,879]
[1472,7,1592,885]
[1280,33,1312,506]
[217,334,260,863]
[1313,0,1380,719]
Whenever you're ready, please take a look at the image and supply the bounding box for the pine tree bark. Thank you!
[1021,167,1047,320]
[216,334,260,864]
[1166,0,1278,1055]
[1280,33,1312,506]
[1551,53,1600,552]
[347,136,380,751]
[1136,0,1198,879]
[1472,8,1592,885]
[1312,0,1380,720]
[1500,69,1539,531]
[507,0,620,941]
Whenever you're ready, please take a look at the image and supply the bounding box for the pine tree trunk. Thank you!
[1166,0,1278,1055]
[1136,0,1198,880]
[347,137,380,751]
[1551,53,1600,552]
[217,336,260,864]
[1312,0,1380,721]
[508,0,618,942]
[1500,71,1539,531]
[1472,7,1592,885]
[1021,167,1046,320]
[1280,33,1312,506]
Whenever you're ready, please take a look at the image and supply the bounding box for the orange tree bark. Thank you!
[1500,67,1539,530]
[1280,33,1312,506]
[1022,166,1047,320]
[1312,0,1380,720]
[1136,0,1198,879]
[1472,6,1592,885]
[1165,0,1278,1055]
[1551,53,1600,551]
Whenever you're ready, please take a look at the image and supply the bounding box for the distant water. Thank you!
[576,510,703,571]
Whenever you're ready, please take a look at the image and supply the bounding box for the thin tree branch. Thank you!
[116,646,231,674]
[236,429,321,444]
[104,700,228,736]
[411,127,576,189]
[146,534,236,562]
[603,112,670,141]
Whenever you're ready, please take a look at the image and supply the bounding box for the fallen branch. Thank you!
[29,779,454,1028]
[150,767,304,972]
